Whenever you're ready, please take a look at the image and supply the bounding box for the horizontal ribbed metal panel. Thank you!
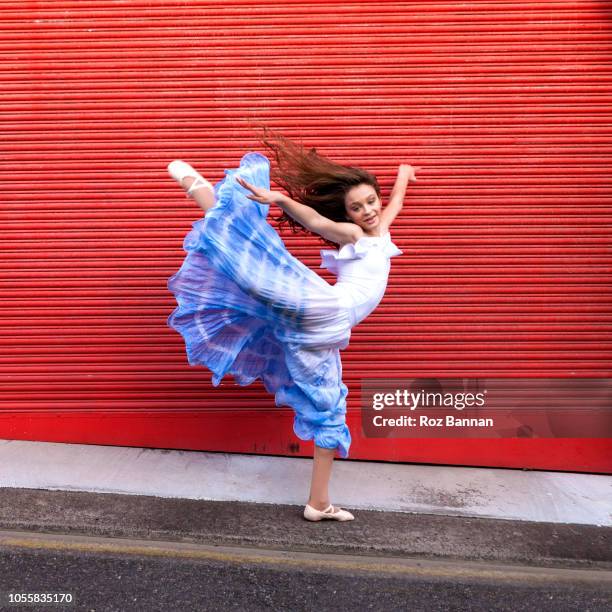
[1,1,610,472]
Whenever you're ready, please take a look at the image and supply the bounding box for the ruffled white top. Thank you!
[320,232,403,327]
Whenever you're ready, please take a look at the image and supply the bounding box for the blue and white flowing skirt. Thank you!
[167,152,352,457]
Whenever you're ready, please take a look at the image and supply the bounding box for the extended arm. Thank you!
[379,164,416,228]
[236,176,362,245]
[276,193,363,244]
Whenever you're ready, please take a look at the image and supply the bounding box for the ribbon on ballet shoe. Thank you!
[186,176,214,199]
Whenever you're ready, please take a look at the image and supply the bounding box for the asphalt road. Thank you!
[1,529,611,612]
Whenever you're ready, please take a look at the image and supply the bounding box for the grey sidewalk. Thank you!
[1,440,610,525]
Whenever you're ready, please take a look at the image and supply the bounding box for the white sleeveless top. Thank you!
[319,232,403,327]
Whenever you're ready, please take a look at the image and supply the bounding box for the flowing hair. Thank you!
[255,126,382,247]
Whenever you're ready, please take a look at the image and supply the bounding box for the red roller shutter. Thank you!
[1,1,610,472]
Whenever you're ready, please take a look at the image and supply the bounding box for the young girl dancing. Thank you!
[166,129,419,522]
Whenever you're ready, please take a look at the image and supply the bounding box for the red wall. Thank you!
[1,1,610,472]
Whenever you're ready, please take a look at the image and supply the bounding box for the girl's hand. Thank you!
[236,176,285,205]
[399,164,421,183]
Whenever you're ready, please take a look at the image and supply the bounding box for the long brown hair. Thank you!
[255,126,381,247]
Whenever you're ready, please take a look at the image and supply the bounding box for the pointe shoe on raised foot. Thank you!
[167,160,214,200]
[303,503,355,522]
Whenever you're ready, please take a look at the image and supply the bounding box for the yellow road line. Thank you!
[1,529,610,587]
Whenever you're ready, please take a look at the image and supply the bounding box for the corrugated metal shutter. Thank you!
[1,1,610,472]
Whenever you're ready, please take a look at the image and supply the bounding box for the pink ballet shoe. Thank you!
[303,503,355,522]
[167,160,214,200]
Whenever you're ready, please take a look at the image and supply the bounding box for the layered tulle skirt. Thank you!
[167,152,353,457]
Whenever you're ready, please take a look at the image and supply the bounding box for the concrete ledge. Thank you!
[0,488,610,570]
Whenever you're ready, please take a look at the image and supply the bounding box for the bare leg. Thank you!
[307,445,339,511]
[180,176,216,213]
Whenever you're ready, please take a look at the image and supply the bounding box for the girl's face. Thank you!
[344,183,382,232]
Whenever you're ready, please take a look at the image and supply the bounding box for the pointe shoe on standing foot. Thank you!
[167,160,214,200]
[303,503,355,522]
